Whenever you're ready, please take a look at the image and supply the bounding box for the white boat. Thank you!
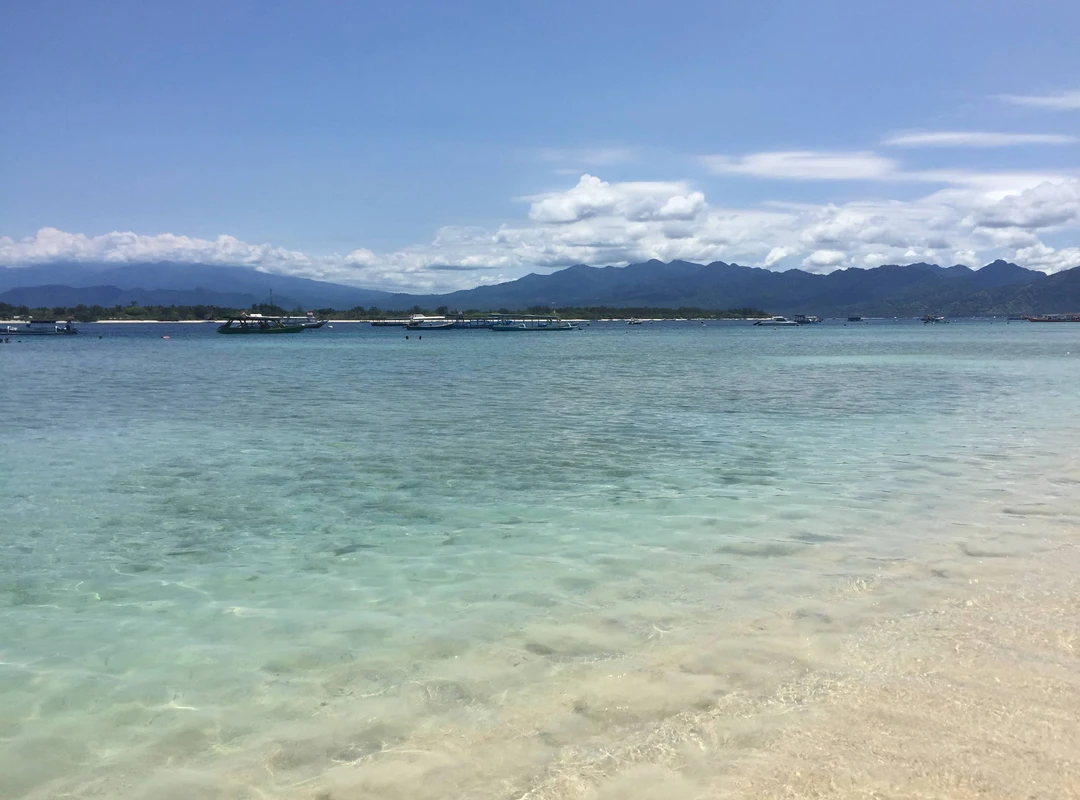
[405,314,455,330]
[753,316,799,327]
[627,318,643,325]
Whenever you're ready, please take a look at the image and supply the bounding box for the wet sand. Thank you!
[507,543,1080,800]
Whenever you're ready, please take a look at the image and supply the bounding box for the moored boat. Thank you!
[791,315,821,324]
[406,315,456,330]
[4,319,78,336]
[753,316,799,327]
[921,315,946,324]
[217,314,306,334]
[1024,313,1080,322]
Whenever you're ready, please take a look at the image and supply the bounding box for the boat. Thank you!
[490,315,577,331]
[282,311,327,328]
[921,315,946,324]
[406,315,456,330]
[4,319,78,336]
[216,314,306,334]
[1024,313,1080,322]
[847,316,863,322]
[753,316,799,327]
[627,318,643,325]
[791,315,821,324]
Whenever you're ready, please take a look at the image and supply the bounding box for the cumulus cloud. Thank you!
[802,249,847,270]
[526,174,705,224]
[998,90,1080,110]
[702,150,899,180]
[883,131,1077,147]
[972,179,1080,229]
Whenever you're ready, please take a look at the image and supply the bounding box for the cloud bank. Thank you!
[4,149,1080,290]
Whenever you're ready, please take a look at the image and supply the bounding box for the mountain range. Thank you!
[2,258,1079,316]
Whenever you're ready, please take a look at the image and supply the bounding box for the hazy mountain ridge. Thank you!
[0,262,394,309]
[2,258,1077,315]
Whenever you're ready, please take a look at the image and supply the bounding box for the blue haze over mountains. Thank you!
[1,259,1078,316]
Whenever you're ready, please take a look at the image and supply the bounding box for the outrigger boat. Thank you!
[216,314,306,334]
[4,319,78,336]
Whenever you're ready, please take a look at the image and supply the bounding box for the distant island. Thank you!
[2,258,1079,318]
[0,301,767,323]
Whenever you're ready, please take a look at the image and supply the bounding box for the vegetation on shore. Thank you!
[0,301,768,322]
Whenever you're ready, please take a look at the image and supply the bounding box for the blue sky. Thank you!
[2,0,1079,290]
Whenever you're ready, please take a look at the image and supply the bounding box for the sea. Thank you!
[2,319,1078,799]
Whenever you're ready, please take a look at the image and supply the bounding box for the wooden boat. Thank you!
[217,314,306,334]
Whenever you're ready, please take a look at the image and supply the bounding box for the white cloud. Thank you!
[802,249,847,270]
[998,90,1080,110]
[972,179,1080,229]
[526,174,705,224]
[702,150,899,180]
[883,131,1077,147]
[764,246,795,267]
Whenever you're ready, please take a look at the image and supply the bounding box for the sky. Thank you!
[2,0,1079,291]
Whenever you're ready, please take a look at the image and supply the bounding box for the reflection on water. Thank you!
[1,321,1078,798]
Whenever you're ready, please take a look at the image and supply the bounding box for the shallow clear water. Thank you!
[2,320,1078,798]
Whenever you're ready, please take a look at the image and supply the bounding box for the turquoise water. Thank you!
[2,320,1078,799]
